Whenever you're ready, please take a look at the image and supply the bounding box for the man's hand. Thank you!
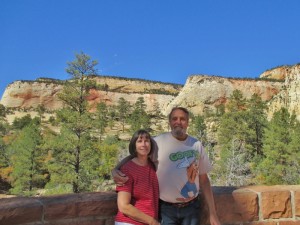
[112,168,129,186]
[210,213,221,225]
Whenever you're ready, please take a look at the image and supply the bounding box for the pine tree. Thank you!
[255,108,300,184]
[9,123,45,195]
[107,105,117,129]
[245,94,268,158]
[117,97,131,132]
[95,102,108,141]
[95,143,119,180]
[0,104,9,170]
[37,104,46,124]
[287,122,300,184]
[189,114,217,167]
[48,52,100,193]
[12,114,34,130]
[189,115,206,140]
[215,110,251,185]
[227,90,247,112]
[151,99,162,118]
[0,104,6,118]
[216,90,252,185]
[223,139,251,186]
[0,138,10,179]
[0,105,12,190]
[128,97,150,131]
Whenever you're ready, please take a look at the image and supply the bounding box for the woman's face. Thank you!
[135,134,151,157]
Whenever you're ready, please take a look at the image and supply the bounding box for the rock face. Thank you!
[266,64,300,120]
[166,64,300,119]
[164,75,283,116]
[0,80,64,110]
[1,64,300,120]
[0,77,181,113]
[260,65,290,80]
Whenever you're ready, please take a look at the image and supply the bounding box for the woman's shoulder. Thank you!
[120,160,135,171]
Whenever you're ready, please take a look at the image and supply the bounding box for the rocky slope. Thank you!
[0,76,181,113]
[1,64,300,121]
[265,64,300,120]
[164,75,283,116]
[259,65,290,80]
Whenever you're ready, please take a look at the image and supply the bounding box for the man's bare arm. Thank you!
[111,155,133,185]
[199,174,221,225]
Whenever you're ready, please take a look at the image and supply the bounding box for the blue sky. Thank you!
[1,0,300,97]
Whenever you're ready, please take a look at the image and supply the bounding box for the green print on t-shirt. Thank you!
[169,149,199,161]
[168,149,200,199]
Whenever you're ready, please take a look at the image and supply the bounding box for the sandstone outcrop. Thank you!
[1,64,300,121]
[0,77,181,113]
[265,64,300,120]
[0,80,64,110]
[259,65,289,80]
[164,75,283,116]
[165,64,300,119]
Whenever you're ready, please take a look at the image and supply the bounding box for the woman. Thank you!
[115,129,160,225]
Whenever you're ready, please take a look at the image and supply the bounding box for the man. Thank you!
[113,107,221,225]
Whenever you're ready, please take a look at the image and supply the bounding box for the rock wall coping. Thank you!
[0,185,299,225]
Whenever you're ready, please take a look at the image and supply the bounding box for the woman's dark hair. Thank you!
[129,129,154,157]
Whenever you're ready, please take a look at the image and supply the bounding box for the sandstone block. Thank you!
[45,218,108,225]
[0,197,42,225]
[244,221,277,225]
[260,188,292,219]
[77,192,117,217]
[216,190,258,223]
[232,188,259,221]
[41,192,117,222]
[295,190,300,217]
[42,194,79,220]
[212,187,258,223]
[279,221,300,225]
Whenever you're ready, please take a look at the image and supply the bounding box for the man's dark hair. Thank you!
[128,129,155,157]
[168,106,190,121]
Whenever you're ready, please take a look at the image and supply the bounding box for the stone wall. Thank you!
[0,186,299,225]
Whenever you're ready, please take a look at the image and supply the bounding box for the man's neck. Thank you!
[171,132,188,141]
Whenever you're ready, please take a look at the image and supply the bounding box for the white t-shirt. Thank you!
[152,132,212,203]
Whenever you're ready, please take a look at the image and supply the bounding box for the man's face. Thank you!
[169,109,189,140]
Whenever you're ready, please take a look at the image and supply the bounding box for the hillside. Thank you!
[1,63,300,122]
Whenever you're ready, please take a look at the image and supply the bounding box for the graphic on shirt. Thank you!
[169,150,200,201]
